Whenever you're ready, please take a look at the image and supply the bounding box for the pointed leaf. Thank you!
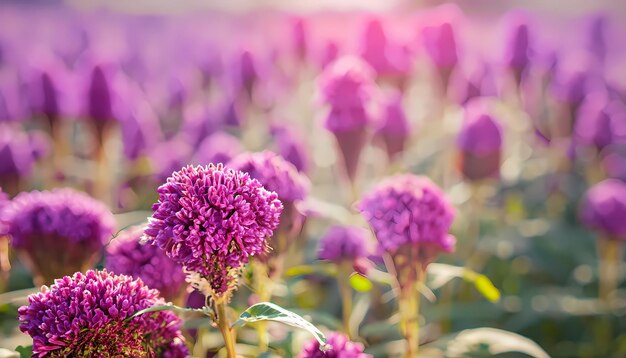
[127,304,206,321]
[349,273,373,292]
[15,345,32,358]
[445,327,550,358]
[233,302,329,351]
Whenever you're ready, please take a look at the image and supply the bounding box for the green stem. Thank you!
[338,261,354,338]
[399,267,424,358]
[216,300,236,358]
[598,238,624,303]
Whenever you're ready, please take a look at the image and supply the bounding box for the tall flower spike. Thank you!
[503,11,532,85]
[457,99,503,181]
[297,332,372,358]
[4,188,115,285]
[229,151,310,255]
[18,270,188,357]
[106,225,187,303]
[374,91,410,162]
[144,164,283,300]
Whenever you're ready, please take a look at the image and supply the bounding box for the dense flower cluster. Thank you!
[318,225,370,263]
[3,188,115,283]
[580,179,626,240]
[144,164,283,297]
[106,225,187,302]
[297,332,371,358]
[18,270,188,357]
[357,174,456,255]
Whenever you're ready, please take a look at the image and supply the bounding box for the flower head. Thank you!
[144,164,282,298]
[87,65,114,122]
[503,12,532,76]
[359,18,411,78]
[574,93,626,152]
[298,332,371,358]
[375,91,410,161]
[580,179,626,240]
[106,225,186,302]
[4,188,115,283]
[318,226,370,264]
[270,123,310,173]
[18,270,188,357]
[357,174,455,257]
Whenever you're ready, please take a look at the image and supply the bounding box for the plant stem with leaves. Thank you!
[215,299,237,358]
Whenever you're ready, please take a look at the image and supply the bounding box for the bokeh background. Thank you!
[1,0,626,357]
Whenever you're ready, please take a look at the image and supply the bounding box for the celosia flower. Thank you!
[106,225,186,302]
[318,226,370,264]
[457,100,503,181]
[270,123,310,172]
[574,93,626,152]
[195,131,243,166]
[4,188,115,284]
[120,100,162,161]
[292,17,308,61]
[144,164,282,298]
[580,179,626,240]
[319,41,340,70]
[357,174,456,260]
[374,91,410,161]
[586,13,608,66]
[233,49,258,99]
[18,270,188,357]
[502,11,532,84]
[229,151,309,254]
[359,18,411,81]
[297,332,371,358]
[87,64,114,122]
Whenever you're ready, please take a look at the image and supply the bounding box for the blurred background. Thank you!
[1,0,626,357]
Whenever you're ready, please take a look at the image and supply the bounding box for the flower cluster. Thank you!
[357,174,456,257]
[580,179,626,241]
[18,270,188,357]
[318,225,370,264]
[3,188,115,283]
[144,164,283,297]
[106,225,187,302]
[297,332,371,358]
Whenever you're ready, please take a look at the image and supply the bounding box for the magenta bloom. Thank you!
[574,94,626,152]
[580,179,626,240]
[87,65,114,122]
[503,12,532,82]
[0,188,8,237]
[144,164,283,298]
[298,332,371,358]
[457,100,503,181]
[18,270,188,357]
[270,124,310,173]
[0,126,41,184]
[318,226,370,264]
[374,91,410,161]
[358,174,455,259]
[319,41,340,70]
[359,18,411,79]
[195,131,243,166]
[292,17,308,60]
[4,188,115,284]
[106,225,186,302]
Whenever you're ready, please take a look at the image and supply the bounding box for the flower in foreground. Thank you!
[298,332,371,358]
[18,270,188,357]
[4,188,115,284]
[144,164,283,299]
[106,225,187,303]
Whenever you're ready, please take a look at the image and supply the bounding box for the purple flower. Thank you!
[502,12,532,81]
[270,123,310,172]
[374,91,410,161]
[580,179,626,240]
[421,9,458,71]
[106,225,186,302]
[297,332,371,358]
[233,49,258,98]
[3,188,115,284]
[292,17,308,60]
[87,64,114,122]
[120,100,162,161]
[574,93,626,152]
[195,131,243,166]
[318,226,370,263]
[0,187,8,237]
[18,270,188,357]
[586,13,608,65]
[457,99,503,181]
[144,164,283,298]
[319,41,340,70]
[359,18,411,79]
[357,174,455,259]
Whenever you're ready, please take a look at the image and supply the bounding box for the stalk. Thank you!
[337,261,354,337]
[598,238,624,303]
[216,300,237,358]
[252,261,271,352]
[398,266,424,358]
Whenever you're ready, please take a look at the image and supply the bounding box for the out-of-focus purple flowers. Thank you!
[144,164,283,298]
[297,332,371,358]
[270,124,310,173]
[0,126,49,192]
[106,225,186,302]
[580,179,626,240]
[502,12,532,84]
[195,131,243,166]
[358,174,455,262]
[3,188,115,284]
[318,225,370,264]
[457,100,503,181]
[18,270,188,357]
[374,91,410,162]
[421,6,460,89]
[574,93,626,152]
[359,19,411,84]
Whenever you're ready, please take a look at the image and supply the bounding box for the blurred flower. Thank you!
[292,17,308,61]
[87,64,114,122]
[421,6,460,89]
[319,41,340,70]
[0,80,26,123]
[144,164,282,299]
[0,126,50,194]
[18,270,188,357]
[0,188,8,237]
[448,62,497,105]
[457,100,503,181]
[106,225,186,303]
[550,61,591,108]
[270,123,310,172]
[359,18,411,83]
[580,179,626,240]
[4,188,115,284]
[229,151,310,254]
[502,11,532,84]
[149,137,194,182]
[574,93,626,152]
[297,332,371,358]
[195,131,243,166]
[233,49,258,99]
[374,91,410,162]
[585,13,608,66]
[180,103,217,148]
[357,174,455,265]
[318,225,370,264]
[120,100,162,161]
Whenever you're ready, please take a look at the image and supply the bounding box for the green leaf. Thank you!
[233,302,329,351]
[127,304,206,321]
[285,264,337,278]
[444,327,550,358]
[349,273,373,292]
[15,345,32,358]
[427,263,501,303]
